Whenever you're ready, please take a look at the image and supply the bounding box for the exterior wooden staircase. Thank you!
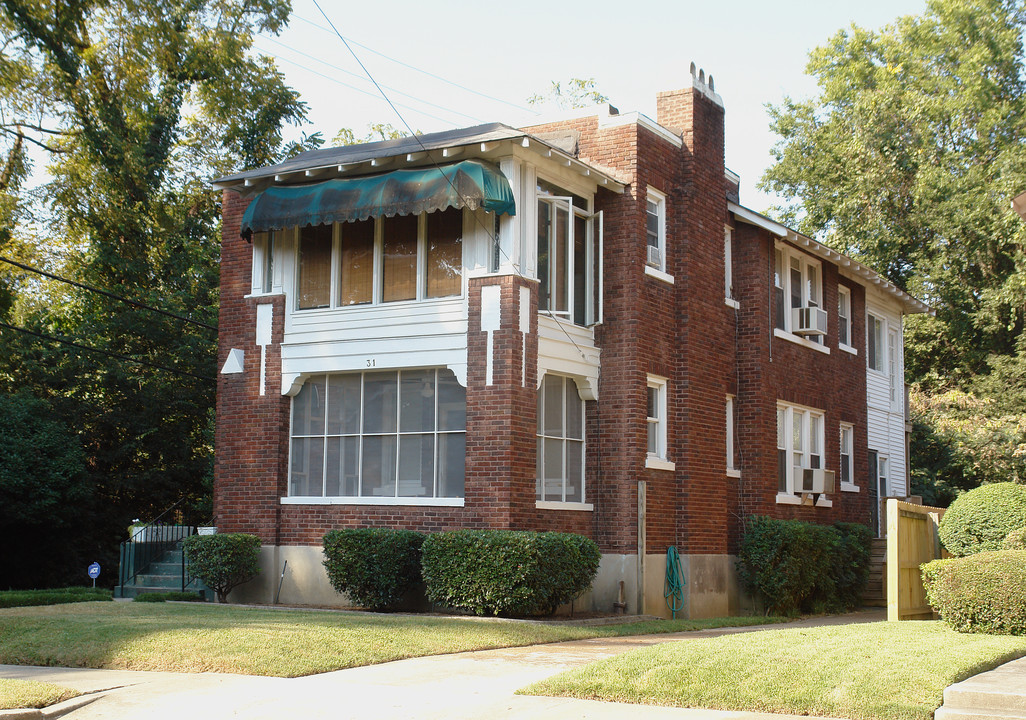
[862,537,887,607]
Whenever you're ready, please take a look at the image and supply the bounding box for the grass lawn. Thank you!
[523,621,1026,720]
[0,678,80,710]
[0,602,782,678]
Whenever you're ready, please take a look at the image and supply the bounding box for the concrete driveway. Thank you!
[1,610,885,720]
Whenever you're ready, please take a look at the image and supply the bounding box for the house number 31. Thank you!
[366,359,376,367]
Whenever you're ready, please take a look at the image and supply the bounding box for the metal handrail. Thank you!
[117,498,199,594]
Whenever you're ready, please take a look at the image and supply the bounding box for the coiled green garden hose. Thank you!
[664,545,686,619]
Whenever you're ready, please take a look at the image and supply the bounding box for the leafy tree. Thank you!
[527,78,608,111]
[0,0,312,585]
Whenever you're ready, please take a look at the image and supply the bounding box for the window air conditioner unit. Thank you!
[792,306,828,336]
[798,468,836,495]
[646,245,662,267]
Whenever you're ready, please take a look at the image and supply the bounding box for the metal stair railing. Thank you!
[118,498,198,594]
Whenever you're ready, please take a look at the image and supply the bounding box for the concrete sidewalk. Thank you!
[4,610,883,720]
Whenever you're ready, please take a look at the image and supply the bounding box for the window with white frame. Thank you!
[536,180,600,326]
[726,395,738,474]
[867,313,884,371]
[774,245,823,341]
[776,403,824,495]
[839,423,854,488]
[888,327,899,404]
[645,187,666,272]
[295,208,464,312]
[289,369,466,500]
[878,455,889,498]
[838,286,852,349]
[537,374,585,503]
[724,227,734,301]
[252,230,276,295]
[646,377,668,461]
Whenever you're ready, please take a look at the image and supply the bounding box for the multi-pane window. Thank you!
[726,395,737,473]
[838,286,852,348]
[888,327,899,404]
[840,423,853,486]
[537,180,600,326]
[536,375,585,503]
[878,455,889,498]
[289,369,466,499]
[295,208,464,311]
[646,377,667,460]
[645,188,666,271]
[774,245,823,340]
[724,227,734,301]
[776,403,825,494]
[868,313,884,371]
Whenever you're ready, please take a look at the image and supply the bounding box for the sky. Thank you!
[260,0,929,213]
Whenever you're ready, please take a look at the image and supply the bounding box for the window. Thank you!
[646,377,667,460]
[724,227,734,302]
[252,231,276,294]
[888,327,899,404]
[776,403,825,495]
[878,455,889,498]
[774,244,823,340]
[537,375,585,503]
[645,187,666,272]
[838,286,852,349]
[868,313,884,371]
[537,180,600,326]
[726,395,739,475]
[839,423,854,488]
[295,208,464,311]
[289,369,465,500]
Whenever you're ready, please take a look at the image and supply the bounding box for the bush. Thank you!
[922,550,1026,635]
[133,591,205,602]
[737,516,872,616]
[1002,526,1026,550]
[938,482,1026,556]
[322,528,425,611]
[420,530,600,616]
[0,587,112,609]
[183,533,261,603]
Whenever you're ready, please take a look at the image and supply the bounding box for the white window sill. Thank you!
[281,496,464,507]
[646,456,676,471]
[775,492,802,505]
[244,291,284,299]
[840,482,860,493]
[644,265,675,285]
[725,298,740,310]
[726,468,741,478]
[774,328,831,355]
[839,343,858,356]
[815,495,833,508]
[535,501,594,512]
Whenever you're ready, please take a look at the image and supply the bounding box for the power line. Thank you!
[0,255,218,332]
[0,320,216,383]
[256,34,485,124]
[289,13,539,116]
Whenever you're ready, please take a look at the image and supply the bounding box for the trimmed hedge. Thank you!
[0,587,112,609]
[183,533,261,603]
[133,591,205,603]
[937,482,1026,557]
[421,530,600,616]
[737,516,872,616]
[1002,526,1026,550]
[922,550,1026,635]
[322,528,425,611]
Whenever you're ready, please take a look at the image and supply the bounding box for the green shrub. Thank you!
[1002,526,1026,550]
[938,482,1026,556]
[183,533,261,603]
[922,550,1026,635]
[737,516,872,616]
[421,530,600,616]
[0,587,112,609]
[322,528,425,611]
[133,591,205,602]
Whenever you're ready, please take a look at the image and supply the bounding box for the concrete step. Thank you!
[135,573,188,589]
[945,685,1026,713]
[935,657,1026,720]
[935,707,1026,720]
[149,561,184,574]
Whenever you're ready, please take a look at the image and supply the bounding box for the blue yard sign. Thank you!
[88,562,100,587]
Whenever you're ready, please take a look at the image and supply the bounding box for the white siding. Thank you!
[537,316,600,401]
[865,294,907,497]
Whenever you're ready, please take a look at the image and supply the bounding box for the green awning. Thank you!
[241,159,515,234]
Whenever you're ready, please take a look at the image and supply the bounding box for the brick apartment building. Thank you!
[212,66,928,617]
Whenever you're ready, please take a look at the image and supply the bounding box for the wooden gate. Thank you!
[886,498,946,621]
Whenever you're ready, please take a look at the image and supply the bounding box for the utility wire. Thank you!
[0,320,216,383]
[310,1,590,361]
[0,255,218,333]
[290,13,539,116]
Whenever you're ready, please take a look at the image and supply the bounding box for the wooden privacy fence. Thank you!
[886,498,946,621]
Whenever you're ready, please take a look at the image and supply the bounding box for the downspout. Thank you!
[637,479,647,615]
